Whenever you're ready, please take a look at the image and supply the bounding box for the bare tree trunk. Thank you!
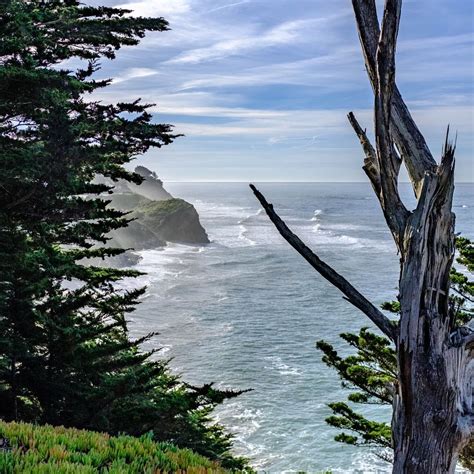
[251,0,473,471]
[392,147,470,472]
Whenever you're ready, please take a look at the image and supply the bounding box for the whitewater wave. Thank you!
[238,208,265,224]
[216,402,263,437]
[203,204,269,248]
[238,224,258,246]
[310,209,323,233]
[214,401,274,465]
[330,451,391,474]
[305,219,393,251]
[264,356,302,377]
[310,209,323,221]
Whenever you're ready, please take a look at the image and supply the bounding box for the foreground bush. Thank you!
[0,420,228,473]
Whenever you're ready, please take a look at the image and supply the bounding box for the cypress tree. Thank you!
[0,1,246,468]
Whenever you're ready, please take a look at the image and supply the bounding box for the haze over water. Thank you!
[127,182,473,473]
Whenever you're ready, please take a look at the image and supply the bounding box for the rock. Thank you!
[106,192,150,211]
[131,198,210,245]
[106,194,209,250]
[126,166,173,201]
[108,218,166,250]
[94,166,173,201]
[103,250,143,268]
[97,168,209,266]
[105,193,167,250]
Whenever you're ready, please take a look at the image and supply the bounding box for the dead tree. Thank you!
[250,0,473,472]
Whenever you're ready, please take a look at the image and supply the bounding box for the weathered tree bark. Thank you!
[251,0,473,472]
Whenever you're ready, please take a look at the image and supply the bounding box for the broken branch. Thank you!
[347,111,380,196]
[250,184,397,341]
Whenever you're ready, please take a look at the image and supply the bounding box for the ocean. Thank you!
[125,182,473,473]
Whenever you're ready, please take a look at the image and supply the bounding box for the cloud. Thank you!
[268,135,319,149]
[116,0,191,16]
[207,1,252,13]
[164,21,299,65]
[165,108,353,138]
[177,47,360,90]
[165,12,349,65]
[87,0,473,181]
[399,32,473,52]
[113,68,159,84]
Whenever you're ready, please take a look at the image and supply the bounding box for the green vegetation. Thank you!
[108,193,192,218]
[317,236,474,467]
[108,193,152,212]
[133,198,192,217]
[0,420,228,473]
[107,195,209,248]
[0,0,246,470]
[133,198,192,216]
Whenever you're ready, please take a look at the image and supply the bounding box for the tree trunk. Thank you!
[393,166,471,473]
[393,348,465,473]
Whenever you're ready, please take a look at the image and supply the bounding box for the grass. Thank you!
[0,420,228,473]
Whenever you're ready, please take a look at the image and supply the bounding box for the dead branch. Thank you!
[347,112,381,196]
[250,184,397,341]
[352,0,437,197]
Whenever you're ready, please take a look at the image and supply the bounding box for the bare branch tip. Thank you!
[442,125,457,160]
[249,183,258,195]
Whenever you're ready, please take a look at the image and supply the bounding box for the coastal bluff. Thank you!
[104,167,209,264]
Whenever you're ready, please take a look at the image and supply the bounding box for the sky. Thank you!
[89,0,473,182]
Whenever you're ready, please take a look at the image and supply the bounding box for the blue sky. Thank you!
[90,0,473,182]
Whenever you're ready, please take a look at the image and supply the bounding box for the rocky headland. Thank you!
[102,167,209,265]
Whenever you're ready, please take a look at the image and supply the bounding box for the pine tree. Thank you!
[317,237,474,469]
[0,1,246,469]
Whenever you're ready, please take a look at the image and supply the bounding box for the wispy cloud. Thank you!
[116,0,191,16]
[176,47,360,90]
[90,0,473,181]
[207,0,252,13]
[113,68,159,84]
[165,12,349,64]
[164,19,305,65]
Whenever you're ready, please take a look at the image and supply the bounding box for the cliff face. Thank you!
[132,199,209,245]
[126,166,173,201]
[105,167,209,257]
[108,218,166,250]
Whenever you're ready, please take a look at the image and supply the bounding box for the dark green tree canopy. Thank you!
[0,1,247,469]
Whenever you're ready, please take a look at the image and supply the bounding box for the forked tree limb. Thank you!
[348,1,409,247]
[250,184,397,341]
[352,0,437,197]
[349,108,408,247]
[372,0,409,245]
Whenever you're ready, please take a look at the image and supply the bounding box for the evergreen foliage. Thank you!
[0,1,246,469]
[317,237,474,467]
